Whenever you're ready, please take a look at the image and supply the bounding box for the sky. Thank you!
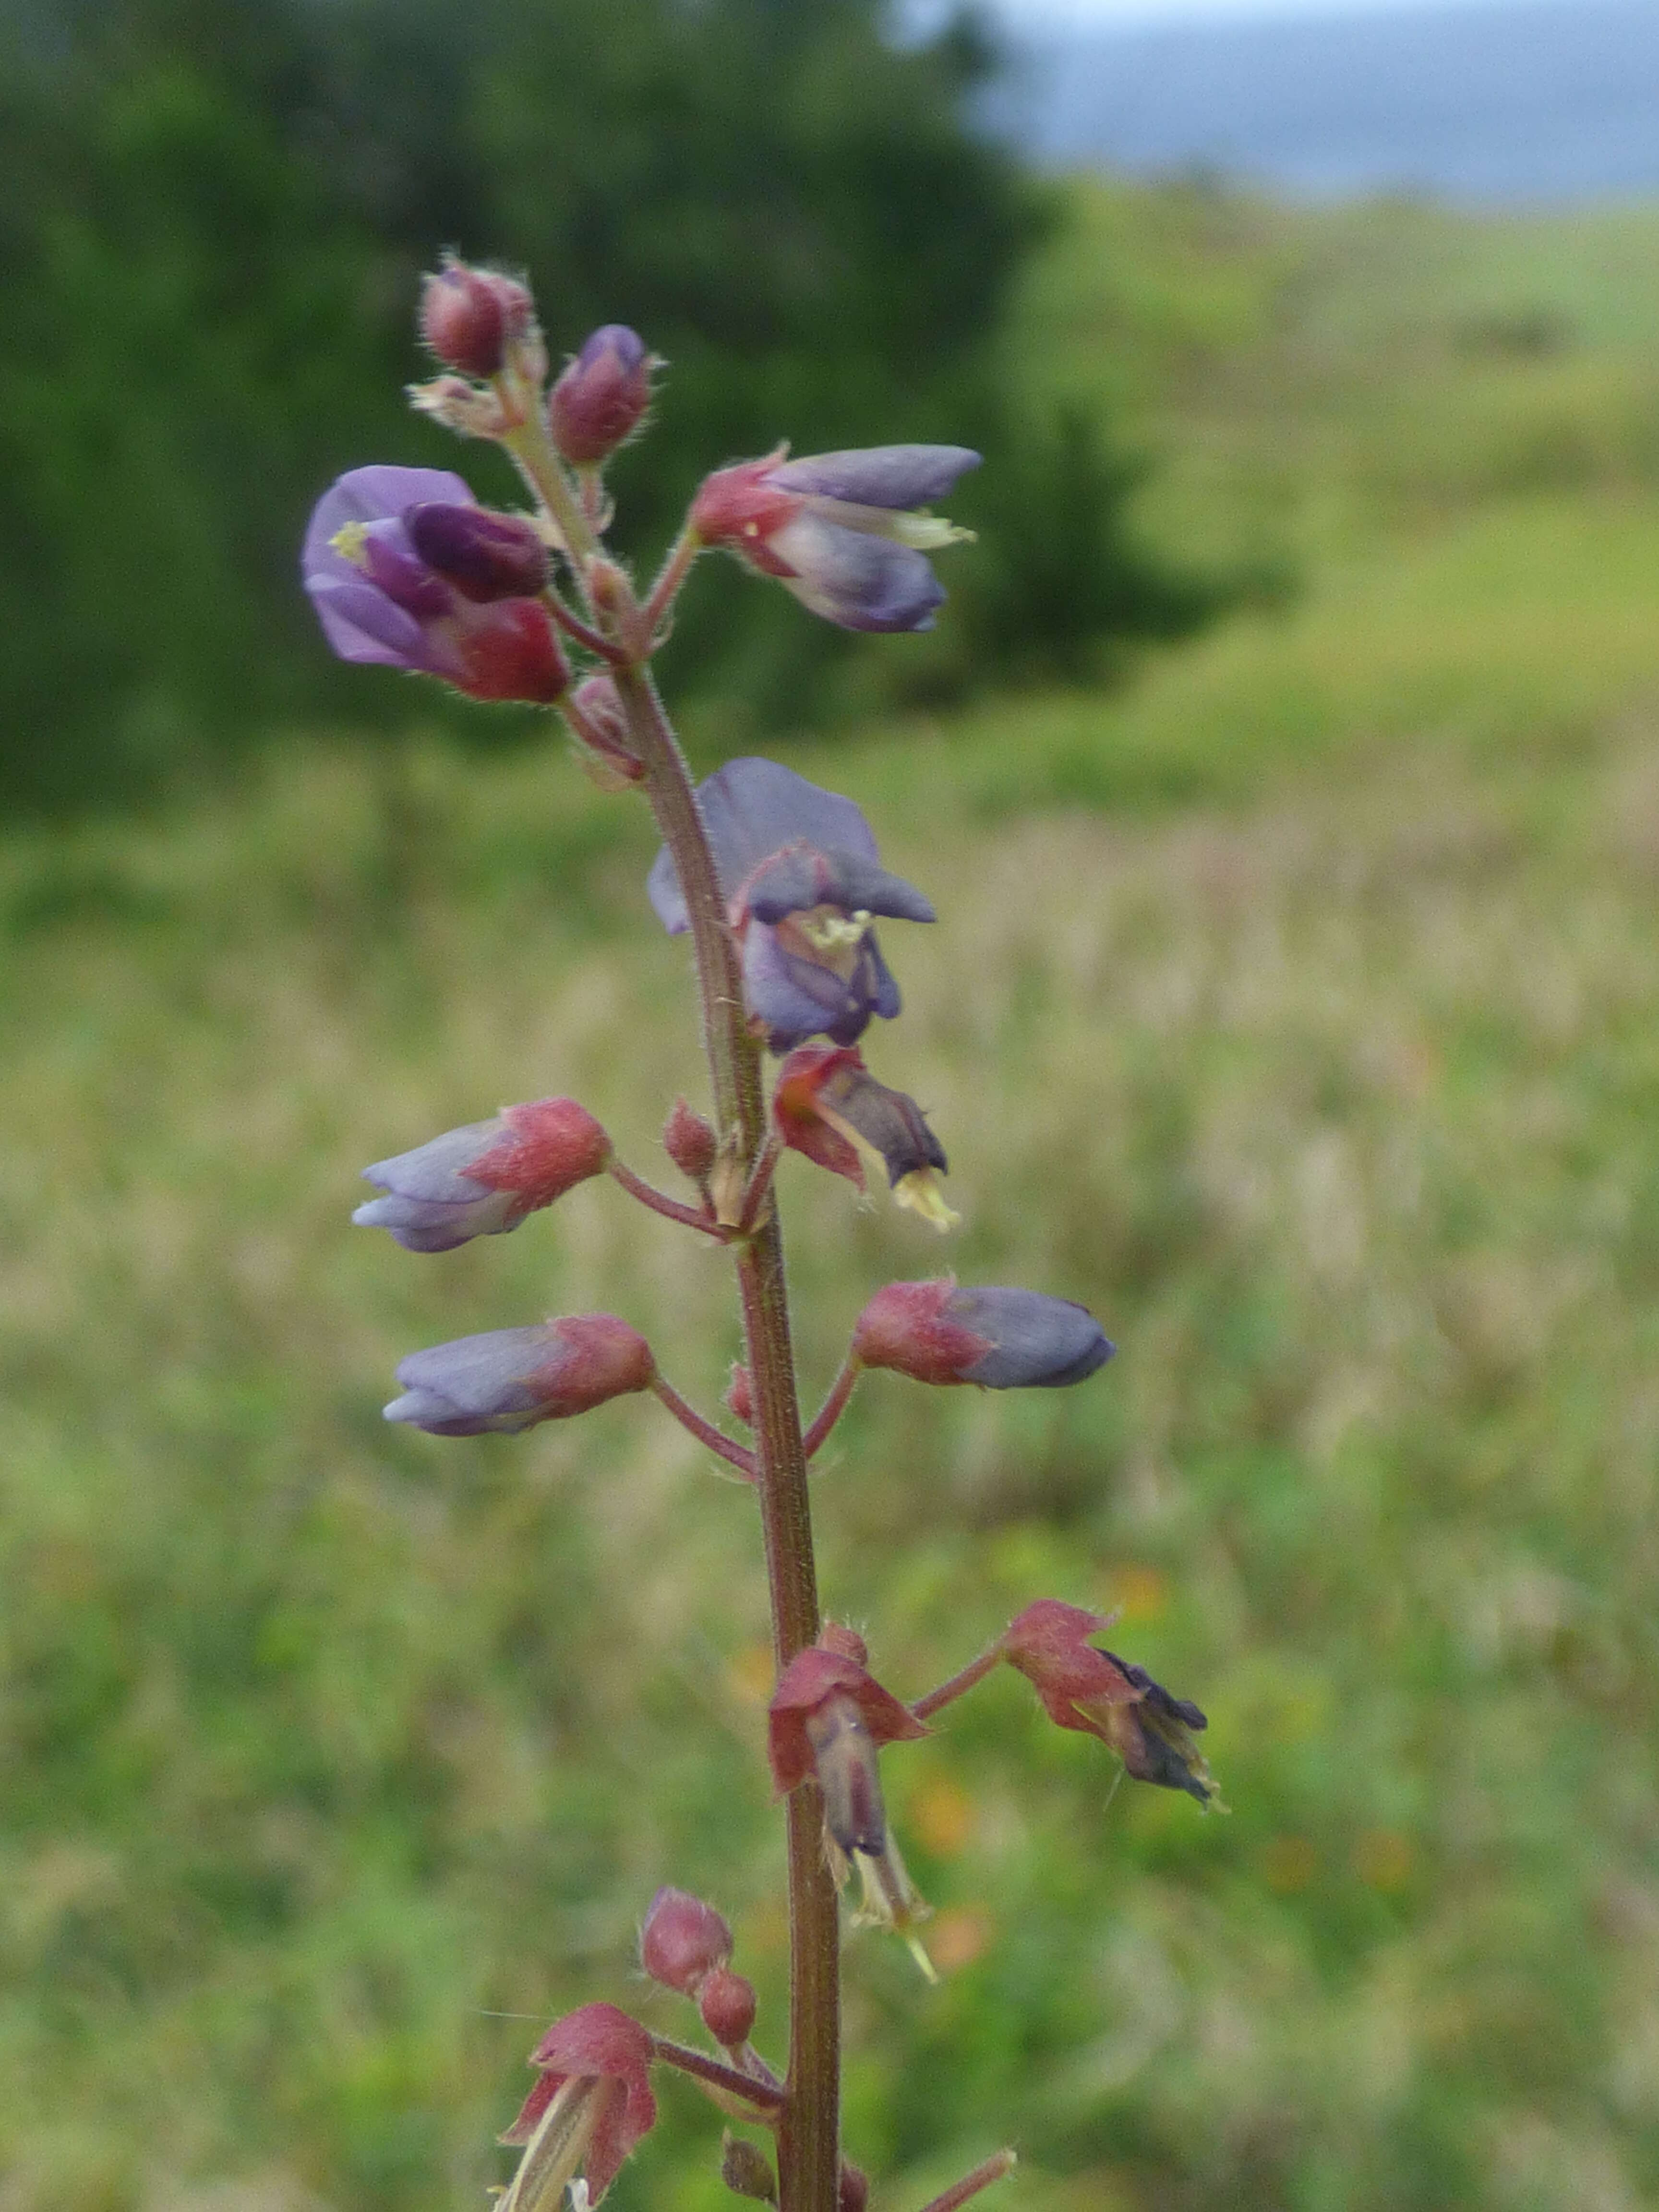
[904,0,1544,28]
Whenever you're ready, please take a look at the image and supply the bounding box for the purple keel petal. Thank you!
[951,1289,1115,1389]
[768,445,981,509]
[769,515,946,634]
[307,575,434,670]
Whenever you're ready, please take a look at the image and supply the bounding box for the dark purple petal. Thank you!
[861,933,902,1025]
[767,445,981,509]
[649,759,882,934]
[405,503,549,601]
[950,1289,1115,1389]
[302,466,474,588]
[744,846,934,927]
[1104,1655,1208,1734]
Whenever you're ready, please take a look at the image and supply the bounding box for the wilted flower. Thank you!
[999,1600,1220,1806]
[303,466,568,703]
[769,1630,935,1977]
[550,325,654,464]
[852,1281,1114,1388]
[384,1316,654,1436]
[355,1098,611,1252]
[691,445,979,632]
[648,757,933,1051]
[773,1044,956,1229]
[499,2004,657,2210]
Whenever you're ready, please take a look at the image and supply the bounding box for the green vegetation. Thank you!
[6,177,1659,2211]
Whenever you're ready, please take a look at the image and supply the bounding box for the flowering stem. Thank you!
[650,1374,758,1479]
[915,2151,1019,2212]
[802,1358,861,1461]
[910,1642,1003,1722]
[608,1159,723,1237]
[609,648,839,2212]
[650,2036,787,2119]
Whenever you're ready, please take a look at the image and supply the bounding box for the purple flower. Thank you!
[852,1281,1115,1388]
[354,1098,613,1252]
[690,445,979,632]
[385,1316,655,1436]
[647,757,934,1050]
[302,466,568,702]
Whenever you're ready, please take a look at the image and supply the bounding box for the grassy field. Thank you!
[5,182,1659,2212]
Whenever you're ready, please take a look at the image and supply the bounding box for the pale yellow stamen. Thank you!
[892,1169,961,1234]
[795,906,872,954]
[328,520,373,567]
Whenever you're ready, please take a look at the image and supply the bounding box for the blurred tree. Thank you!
[0,0,1223,808]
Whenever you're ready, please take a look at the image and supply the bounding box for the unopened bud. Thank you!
[566,673,644,788]
[724,1364,754,1428]
[698,1966,757,2049]
[664,1095,718,1184]
[852,1281,1113,1390]
[838,2162,870,2212]
[385,1314,654,1436]
[640,1886,732,1996]
[721,2134,777,2204]
[550,325,653,465]
[420,261,534,380]
[405,503,549,602]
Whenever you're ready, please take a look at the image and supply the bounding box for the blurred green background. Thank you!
[5,1,1659,2209]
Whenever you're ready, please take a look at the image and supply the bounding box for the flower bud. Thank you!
[640,1886,733,1996]
[852,1281,1113,1389]
[405,503,549,602]
[698,1965,757,2049]
[724,1364,755,1428]
[385,1314,654,1436]
[722,2134,778,2204]
[566,673,645,788]
[355,1097,611,1252]
[838,2163,870,2212]
[664,1095,718,1184]
[549,325,653,465]
[420,261,534,380]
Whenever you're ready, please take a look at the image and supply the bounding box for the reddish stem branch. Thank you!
[608,1159,724,1237]
[915,2151,1018,2212]
[802,1359,861,1461]
[545,591,626,663]
[643,523,700,639]
[651,1376,758,1479]
[650,2036,786,2119]
[910,1642,1003,1722]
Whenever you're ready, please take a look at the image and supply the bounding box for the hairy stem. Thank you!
[651,1374,758,1479]
[911,1642,1003,1722]
[650,2037,787,2119]
[612,648,839,2212]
